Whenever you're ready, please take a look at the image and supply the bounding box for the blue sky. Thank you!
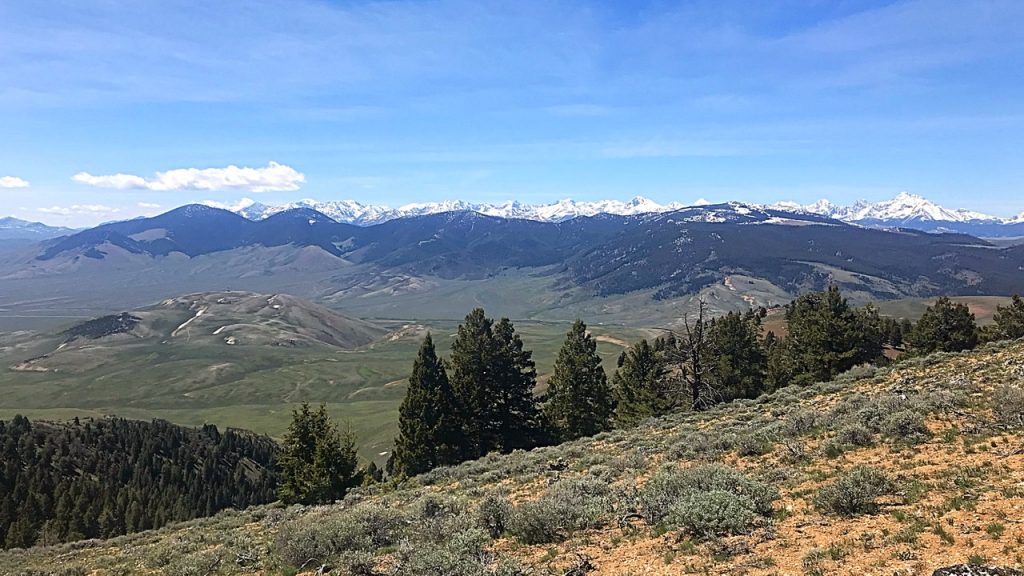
[1,0,1022,226]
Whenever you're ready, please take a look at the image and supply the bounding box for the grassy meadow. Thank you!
[0,318,656,463]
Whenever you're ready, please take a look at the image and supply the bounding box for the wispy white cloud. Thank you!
[0,176,30,188]
[200,198,257,211]
[72,162,305,192]
[137,202,161,209]
[38,204,119,216]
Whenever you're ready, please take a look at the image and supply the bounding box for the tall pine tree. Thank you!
[707,310,768,403]
[277,403,360,505]
[449,309,496,459]
[449,309,543,458]
[389,334,462,477]
[543,320,614,441]
[612,339,669,427]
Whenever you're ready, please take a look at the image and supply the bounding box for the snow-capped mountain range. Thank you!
[205,196,695,226]
[769,192,1002,224]
[204,192,1024,232]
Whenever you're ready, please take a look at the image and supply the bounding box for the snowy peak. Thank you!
[772,192,999,224]
[224,196,692,225]
[208,193,1021,234]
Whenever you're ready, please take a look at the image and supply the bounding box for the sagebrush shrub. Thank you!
[666,490,757,537]
[275,503,407,567]
[880,410,930,443]
[814,466,895,516]
[735,434,773,457]
[835,422,874,448]
[476,493,512,539]
[414,494,467,521]
[993,385,1024,428]
[782,408,819,437]
[638,464,777,535]
[165,550,223,576]
[392,526,492,576]
[507,476,613,544]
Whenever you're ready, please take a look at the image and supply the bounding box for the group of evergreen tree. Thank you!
[881,316,914,348]
[0,416,277,550]
[613,304,771,425]
[905,296,979,354]
[765,286,885,387]
[389,310,547,477]
[903,294,1024,354]
[987,295,1024,341]
[393,287,1024,481]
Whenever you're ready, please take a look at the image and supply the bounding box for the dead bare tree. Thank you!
[665,298,720,410]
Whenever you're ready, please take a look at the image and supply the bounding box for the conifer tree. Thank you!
[389,334,461,477]
[612,339,669,427]
[449,308,496,459]
[448,309,543,458]
[543,320,614,441]
[989,295,1024,341]
[277,403,360,505]
[707,310,768,402]
[906,297,978,354]
[779,286,883,385]
[492,318,544,451]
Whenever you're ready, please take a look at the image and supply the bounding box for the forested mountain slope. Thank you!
[0,416,277,550]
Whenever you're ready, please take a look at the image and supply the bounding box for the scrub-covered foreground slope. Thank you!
[4,340,1024,575]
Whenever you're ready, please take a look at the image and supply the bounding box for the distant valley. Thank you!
[0,290,655,461]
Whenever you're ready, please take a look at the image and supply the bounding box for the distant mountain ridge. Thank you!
[208,195,691,226]
[10,202,1024,307]
[203,192,1024,236]
[0,217,76,241]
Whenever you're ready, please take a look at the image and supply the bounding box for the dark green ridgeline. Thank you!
[0,416,278,549]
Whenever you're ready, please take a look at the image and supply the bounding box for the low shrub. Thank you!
[666,490,757,537]
[993,385,1024,428]
[814,466,895,516]
[835,422,875,448]
[735,434,773,457]
[638,464,777,536]
[393,524,524,576]
[476,493,512,539]
[414,494,467,521]
[275,503,407,567]
[165,550,224,576]
[880,410,930,444]
[507,477,613,544]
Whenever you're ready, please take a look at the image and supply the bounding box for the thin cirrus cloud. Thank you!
[38,204,119,216]
[72,162,305,193]
[0,176,30,188]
